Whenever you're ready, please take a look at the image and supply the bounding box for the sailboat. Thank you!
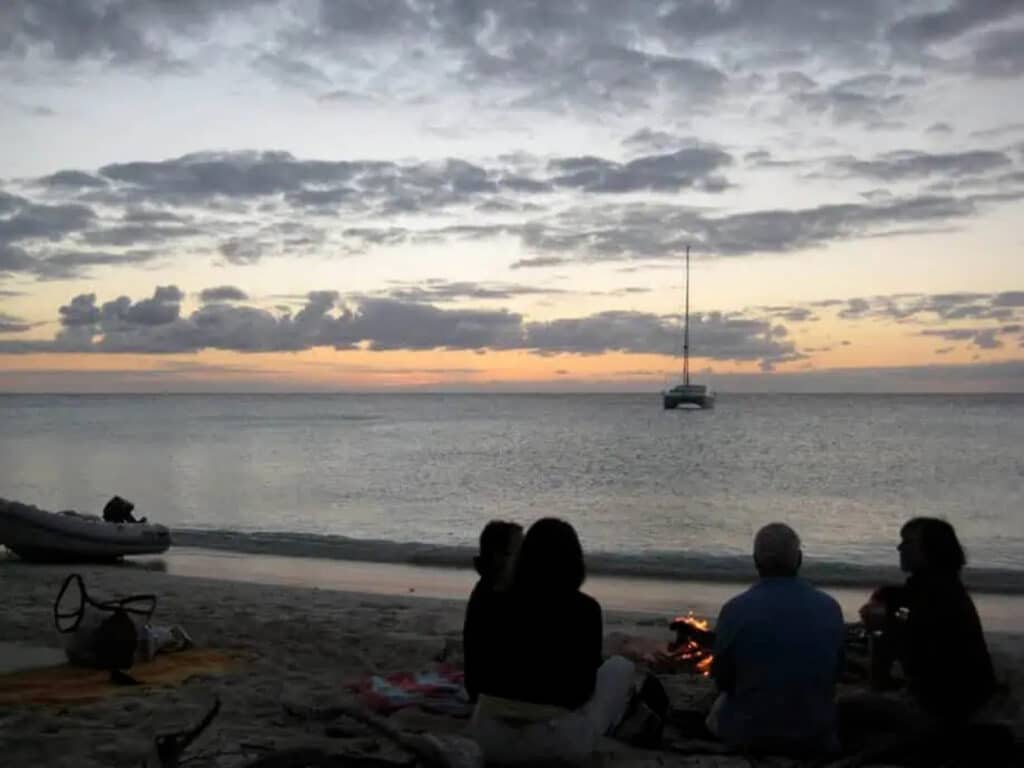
[663,245,715,410]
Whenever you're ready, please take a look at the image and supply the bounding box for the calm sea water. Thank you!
[1,394,1022,579]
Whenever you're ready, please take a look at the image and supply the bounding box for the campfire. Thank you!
[664,613,715,676]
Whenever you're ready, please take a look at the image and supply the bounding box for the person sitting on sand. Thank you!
[462,519,523,701]
[102,495,145,524]
[855,517,996,726]
[470,517,636,764]
[707,523,845,757]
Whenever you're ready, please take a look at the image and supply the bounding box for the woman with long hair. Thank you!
[860,517,996,722]
[470,518,636,763]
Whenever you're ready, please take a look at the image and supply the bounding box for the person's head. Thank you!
[104,496,134,516]
[899,517,965,576]
[473,520,523,587]
[753,522,802,578]
[513,517,585,594]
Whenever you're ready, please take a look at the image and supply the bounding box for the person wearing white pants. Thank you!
[472,655,636,764]
[465,518,636,764]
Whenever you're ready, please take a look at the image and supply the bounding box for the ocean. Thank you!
[1,393,1022,589]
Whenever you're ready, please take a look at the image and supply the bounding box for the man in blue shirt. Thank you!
[708,523,845,757]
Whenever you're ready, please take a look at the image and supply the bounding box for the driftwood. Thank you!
[669,618,715,650]
[317,703,481,768]
[281,697,481,768]
[144,697,221,768]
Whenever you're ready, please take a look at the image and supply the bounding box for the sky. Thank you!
[1,0,1023,393]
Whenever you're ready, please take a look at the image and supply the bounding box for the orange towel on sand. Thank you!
[0,648,240,706]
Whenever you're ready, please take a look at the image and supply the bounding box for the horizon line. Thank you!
[2,390,1023,397]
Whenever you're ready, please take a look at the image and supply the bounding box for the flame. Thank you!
[666,612,714,676]
[673,613,710,632]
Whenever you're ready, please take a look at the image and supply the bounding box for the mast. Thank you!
[683,244,690,386]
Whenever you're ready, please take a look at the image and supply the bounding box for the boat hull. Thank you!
[0,499,171,562]
[663,390,715,409]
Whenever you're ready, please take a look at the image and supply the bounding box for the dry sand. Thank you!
[0,559,1020,767]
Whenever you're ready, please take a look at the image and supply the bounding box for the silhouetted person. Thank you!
[470,518,635,763]
[462,520,523,701]
[102,495,145,524]
[857,517,995,725]
[707,523,845,757]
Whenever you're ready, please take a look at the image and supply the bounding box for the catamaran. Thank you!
[663,245,715,409]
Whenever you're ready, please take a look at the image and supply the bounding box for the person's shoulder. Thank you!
[467,579,504,611]
[575,591,603,618]
[468,579,490,602]
[720,583,759,616]
[802,581,843,618]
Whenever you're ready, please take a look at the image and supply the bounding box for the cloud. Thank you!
[0,312,32,333]
[57,286,183,339]
[81,222,202,247]
[33,249,160,279]
[510,194,982,264]
[522,310,800,365]
[831,292,1022,324]
[122,207,192,224]
[0,194,95,242]
[2,1,1018,125]
[6,285,804,370]
[510,256,569,270]
[970,122,1024,139]
[9,289,525,355]
[993,291,1024,307]
[0,0,269,68]
[1,2,732,116]
[888,0,1023,45]
[785,73,908,127]
[218,238,267,265]
[3,135,1020,278]
[38,170,109,189]
[90,151,548,217]
[199,285,249,303]
[548,147,733,194]
[0,192,119,277]
[920,326,1018,349]
[0,243,34,272]
[971,25,1024,78]
[345,298,524,352]
[831,149,1012,180]
[382,280,566,303]
[252,51,331,88]
[760,306,818,323]
[927,122,953,134]
[622,129,689,154]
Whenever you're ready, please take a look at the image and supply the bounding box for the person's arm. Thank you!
[461,585,485,700]
[832,601,846,685]
[589,598,604,673]
[710,604,736,694]
[565,595,603,708]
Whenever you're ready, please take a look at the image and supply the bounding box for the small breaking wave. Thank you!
[171,528,1024,594]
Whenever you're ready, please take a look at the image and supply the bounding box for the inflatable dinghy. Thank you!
[0,499,171,561]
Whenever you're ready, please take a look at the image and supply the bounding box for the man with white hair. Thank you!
[707,523,845,757]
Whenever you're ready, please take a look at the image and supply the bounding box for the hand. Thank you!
[859,599,887,630]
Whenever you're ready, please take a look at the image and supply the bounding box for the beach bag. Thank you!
[54,573,156,673]
[614,673,669,748]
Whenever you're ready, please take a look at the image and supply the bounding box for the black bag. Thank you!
[54,573,156,674]
[614,673,670,748]
[93,608,139,671]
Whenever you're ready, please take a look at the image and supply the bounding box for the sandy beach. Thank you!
[1,558,1021,767]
